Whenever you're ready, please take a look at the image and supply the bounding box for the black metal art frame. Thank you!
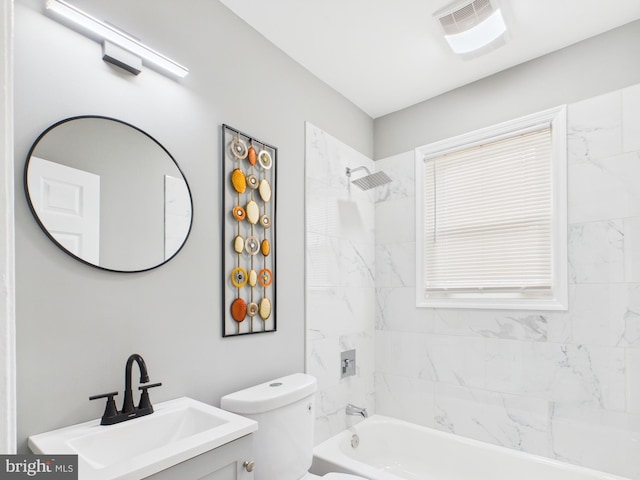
[221,124,277,337]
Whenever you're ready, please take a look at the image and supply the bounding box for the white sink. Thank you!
[28,397,257,480]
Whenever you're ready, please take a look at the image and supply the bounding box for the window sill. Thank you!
[416,294,568,311]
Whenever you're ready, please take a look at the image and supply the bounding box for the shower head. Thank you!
[346,166,392,191]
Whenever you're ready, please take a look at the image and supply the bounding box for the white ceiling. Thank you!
[218,0,640,118]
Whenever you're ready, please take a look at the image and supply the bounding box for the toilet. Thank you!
[220,373,366,480]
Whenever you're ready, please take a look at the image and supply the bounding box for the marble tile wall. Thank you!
[374,83,640,479]
[305,123,376,444]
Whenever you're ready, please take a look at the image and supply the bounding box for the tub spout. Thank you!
[346,403,368,418]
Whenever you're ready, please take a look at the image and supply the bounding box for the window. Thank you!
[415,106,567,310]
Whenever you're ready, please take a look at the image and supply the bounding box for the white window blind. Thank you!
[423,126,552,294]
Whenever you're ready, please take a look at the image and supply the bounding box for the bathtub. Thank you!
[311,415,630,480]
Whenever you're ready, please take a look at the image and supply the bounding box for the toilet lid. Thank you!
[323,474,367,480]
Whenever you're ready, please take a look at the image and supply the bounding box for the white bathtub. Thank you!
[311,415,630,480]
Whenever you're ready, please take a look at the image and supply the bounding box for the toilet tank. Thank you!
[220,373,317,480]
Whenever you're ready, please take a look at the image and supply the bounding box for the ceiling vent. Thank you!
[436,0,493,35]
[434,0,507,57]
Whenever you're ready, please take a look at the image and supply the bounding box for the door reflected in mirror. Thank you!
[24,116,193,272]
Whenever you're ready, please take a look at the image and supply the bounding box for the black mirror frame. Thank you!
[24,115,194,273]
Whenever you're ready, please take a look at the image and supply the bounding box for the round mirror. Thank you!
[24,116,193,273]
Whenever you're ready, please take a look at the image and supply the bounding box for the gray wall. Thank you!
[374,19,640,159]
[14,0,372,451]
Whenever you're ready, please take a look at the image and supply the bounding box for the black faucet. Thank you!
[122,354,149,414]
[89,353,162,425]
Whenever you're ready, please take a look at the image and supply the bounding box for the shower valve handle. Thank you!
[342,358,351,374]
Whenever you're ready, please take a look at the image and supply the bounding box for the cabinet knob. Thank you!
[243,460,255,472]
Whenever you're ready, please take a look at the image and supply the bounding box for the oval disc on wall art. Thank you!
[259,297,271,320]
[261,239,270,257]
[247,302,259,317]
[231,267,248,288]
[246,200,260,224]
[257,149,273,169]
[248,269,258,287]
[232,205,246,221]
[245,236,260,255]
[258,179,272,203]
[231,298,247,322]
[248,145,257,166]
[258,268,273,287]
[247,174,259,189]
[231,168,247,193]
[233,235,245,254]
[231,137,248,159]
[259,214,271,228]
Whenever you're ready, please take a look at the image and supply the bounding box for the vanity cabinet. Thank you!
[144,434,254,480]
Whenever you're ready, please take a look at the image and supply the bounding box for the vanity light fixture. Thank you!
[45,0,189,78]
[434,0,507,57]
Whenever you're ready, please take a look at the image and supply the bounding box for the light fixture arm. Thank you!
[45,0,189,78]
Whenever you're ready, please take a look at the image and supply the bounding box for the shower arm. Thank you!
[345,166,372,178]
